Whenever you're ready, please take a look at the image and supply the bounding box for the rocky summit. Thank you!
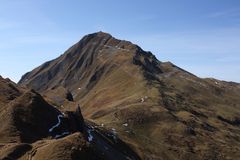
[0,32,240,160]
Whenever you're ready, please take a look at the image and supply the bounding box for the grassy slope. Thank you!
[75,62,240,159]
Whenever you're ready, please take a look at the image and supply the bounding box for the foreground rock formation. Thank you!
[0,76,140,159]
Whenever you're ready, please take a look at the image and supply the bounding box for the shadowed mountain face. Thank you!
[18,32,240,159]
[0,89,64,143]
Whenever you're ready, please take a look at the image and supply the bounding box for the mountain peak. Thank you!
[78,31,142,53]
[95,31,112,37]
[83,31,112,40]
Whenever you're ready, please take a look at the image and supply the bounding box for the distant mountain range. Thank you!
[0,32,240,160]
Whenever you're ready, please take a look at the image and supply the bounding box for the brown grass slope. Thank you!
[18,32,240,160]
[0,133,99,160]
[18,133,101,160]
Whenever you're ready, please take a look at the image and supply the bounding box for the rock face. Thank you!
[18,32,240,159]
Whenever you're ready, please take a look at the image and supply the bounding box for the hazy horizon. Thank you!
[0,0,240,83]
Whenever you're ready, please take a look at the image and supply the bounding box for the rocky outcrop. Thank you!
[0,76,140,160]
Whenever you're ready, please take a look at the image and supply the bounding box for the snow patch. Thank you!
[87,129,94,142]
[141,96,148,103]
[55,132,70,139]
[49,115,64,132]
[123,123,128,127]
[111,128,117,135]
[111,128,117,141]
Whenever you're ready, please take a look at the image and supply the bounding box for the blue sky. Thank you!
[0,0,240,82]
